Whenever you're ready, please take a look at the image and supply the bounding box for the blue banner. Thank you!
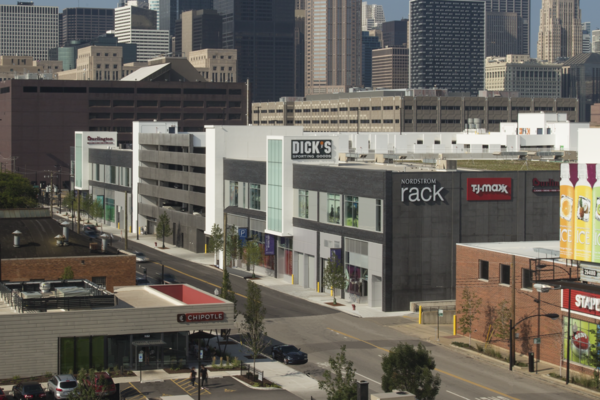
[238,227,248,247]
[330,248,342,264]
[265,234,275,255]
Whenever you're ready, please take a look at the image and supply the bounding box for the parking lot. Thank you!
[120,376,300,400]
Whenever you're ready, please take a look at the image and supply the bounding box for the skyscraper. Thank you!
[409,0,485,95]
[485,0,530,55]
[294,2,305,97]
[0,3,59,60]
[372,46,409,89]
[593,30,600,54]
[115,4,170,61]
[179,0,214,14]
[486,12,520,57]
[362,2,384,31]
[60,8,115,47]
[215,0,295,102]
[306,0,362,95]
[381,20,408,48]
[537,0,582,62]
[149,0,177,35]
[362,31,381,88]
[582,22,591,54]
[174,9,222,57]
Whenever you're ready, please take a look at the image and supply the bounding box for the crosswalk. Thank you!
[172,378,212,397]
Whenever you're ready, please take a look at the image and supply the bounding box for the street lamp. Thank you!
[509,313,559,371]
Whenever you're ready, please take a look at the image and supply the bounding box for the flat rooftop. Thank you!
[115,284,226,309]
[458,241,563,261]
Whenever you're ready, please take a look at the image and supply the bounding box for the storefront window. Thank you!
[278,237,293,276]
[299,190,309,218]
[345,196,359,227]
[163,332,188,369]
[106,198,115,222]
[376,200,382,232]
[60,337,75,374]
[107,335,131,370]
[563,317,599,367]
[250,184,261,210]
[76,336,90,371]
[327,194,341,224]
[345,264,368,297]
[230,181,239,207]
[109,166,116,184]
[91,336,105,371]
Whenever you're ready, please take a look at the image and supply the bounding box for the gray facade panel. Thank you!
[224,159,267,185]
[293,217,384,244]
[293,164,386,198]
[89,148,132,168]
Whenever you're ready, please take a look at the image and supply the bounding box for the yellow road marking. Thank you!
[152,262,247,299]
[172,378,211,396]
[326,328,520,400]
[126,383,148,400]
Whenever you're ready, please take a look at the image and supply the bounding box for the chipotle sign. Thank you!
[466,178,512,201]
[177,312,224,323]
[562,289,600,319]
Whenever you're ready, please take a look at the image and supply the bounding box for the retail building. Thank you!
[0,282,234,378]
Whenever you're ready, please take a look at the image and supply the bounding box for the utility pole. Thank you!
[222,213,227,273]
[77,191,81,234]
[45,171,55,216]
[124,192,128,250]
[511,255,516,367]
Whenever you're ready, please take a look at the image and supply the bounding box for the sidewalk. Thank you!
[53,209,410,319]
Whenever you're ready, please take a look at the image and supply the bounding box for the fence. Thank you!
[239,361,266,384]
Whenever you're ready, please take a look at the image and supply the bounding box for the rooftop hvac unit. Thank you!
[21,291,43,299]
[56,287,92,298]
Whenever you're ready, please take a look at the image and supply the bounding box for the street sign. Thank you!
[438,309,444,317]
[258,371,263,382]
[534,338,541,345]
[200,350,204,360]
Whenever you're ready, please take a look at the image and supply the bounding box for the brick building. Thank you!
[456,241,600,376]
[0,209,135,291]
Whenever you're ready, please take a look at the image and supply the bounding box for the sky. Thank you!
[23,0,600,57]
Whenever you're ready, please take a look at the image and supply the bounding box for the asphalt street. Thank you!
[60,218,591,400]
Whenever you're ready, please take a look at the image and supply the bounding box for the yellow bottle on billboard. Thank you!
[560,164,575,259]
[575,164,592,261]
[593,164,600,263]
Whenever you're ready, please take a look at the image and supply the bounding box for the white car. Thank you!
[135,252,150,263]
[47,374,78,399]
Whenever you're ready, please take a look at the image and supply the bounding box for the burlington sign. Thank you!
[87,136,114,145]
[400,178,445,203]
[177,312,225,323]
[292,140,332,160]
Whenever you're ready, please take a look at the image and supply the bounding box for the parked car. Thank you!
[0,387,6,400]
[47,374,77,399]
[135,251,150,263]
[84,372,116,398]
[12,382,46,399]
[83,224,98,238]
[272,344,308,365]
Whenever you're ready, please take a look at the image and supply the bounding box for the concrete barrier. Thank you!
[422,310,456,324]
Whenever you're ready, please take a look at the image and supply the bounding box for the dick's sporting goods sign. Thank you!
[467,178,512,201]
[292,140,332,160]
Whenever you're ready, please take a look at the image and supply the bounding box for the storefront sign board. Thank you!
[177,312,225,323]
[264,234,275,255]
[400,178,445,203]
[291,140,332,160]
[87,136,115,145]
[238,227,248,247]
[532,178,559,193]
[466,178,512,201]
[561,289,600,320]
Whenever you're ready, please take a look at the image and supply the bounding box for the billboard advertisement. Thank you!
[563,317,599,367]
[559,164,600,262]
[466,178,512,201]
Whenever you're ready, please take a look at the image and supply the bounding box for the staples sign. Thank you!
[562,289,600,319]
[177,312,225,323]
[467,178,512,201]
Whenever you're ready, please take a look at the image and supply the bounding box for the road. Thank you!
[59,216,588,400]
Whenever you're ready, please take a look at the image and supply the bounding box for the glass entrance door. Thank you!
[135,345,163,370]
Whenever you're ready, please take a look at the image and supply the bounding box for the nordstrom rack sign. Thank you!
[400,178,445,203]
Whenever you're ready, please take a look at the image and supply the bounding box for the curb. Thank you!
[229,375,283,391]
[447,343,522,371]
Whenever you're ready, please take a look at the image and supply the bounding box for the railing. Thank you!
[239,361,266,384]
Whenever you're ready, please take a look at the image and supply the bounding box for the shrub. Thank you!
[44,372,53,379]
[252,382,260,387]
[452,342,474,350]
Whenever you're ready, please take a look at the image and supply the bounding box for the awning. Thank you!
[189,331,215,340]
[132,340,167,347]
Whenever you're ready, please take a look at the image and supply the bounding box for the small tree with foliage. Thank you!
[59,266,75,281]
[90,199,104,226]
[318,345,357,400]
[586,326,600,388]
[81,195,94,223]
[322,253,346,305]
[243,238,264,278]
[458,288,482,346]
[492,300,512,342]
[241,280,269,378]
[219,267,238,354]
[0,171,37,208]
[156,211,172,248]
[67,368,108,400]
[63,191,75,213]
[381,342,441,399]
[207,223,225,267]
[225,225,239,267]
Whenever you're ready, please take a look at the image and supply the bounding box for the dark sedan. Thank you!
[12,382,46,399]
[272,345,308,365]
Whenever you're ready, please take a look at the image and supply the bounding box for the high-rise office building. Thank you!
[562,53,600,122]
[215,0,294,102]
[485,55,561,98]
[372,46,409,89]
[485,0,530,55]
[409,0,485,96]
[537,0,582,62]
[593,30,600,54]
[582,21,591,53]
[179,0,214,14]
[296,0,305,9]
[306,0,362,95]
[294,6,305,97]
[174,9,222,57]
[362,31,381,88]
[149,0,177,35]
[362,2,384,31]
[381,20,408,48]
[60,8,115,47]
[486,12,520,57]
[115,5,170,61]
[0,3,59,60]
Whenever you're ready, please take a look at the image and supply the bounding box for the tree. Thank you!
[207,223,225,267]
[586,325,600,388]
[219,267,238,355]
[89,199,104,226]
[492,300,512,342]
[318,345,357,400]
[156,211,172,248]
[63,191,75,213]
[458,288,482,346]
[59,266,75,280]
[241,280,269,376]
[381,342,441,399]
[67,368,108,400]
[81,195,94,223]
[243,238,264,278]
[0,171,37,208]
[226,225,239,268]
[322,253,347,305]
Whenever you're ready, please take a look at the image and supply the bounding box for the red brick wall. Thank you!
[455,245,599,373]
[2,254,136,292]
